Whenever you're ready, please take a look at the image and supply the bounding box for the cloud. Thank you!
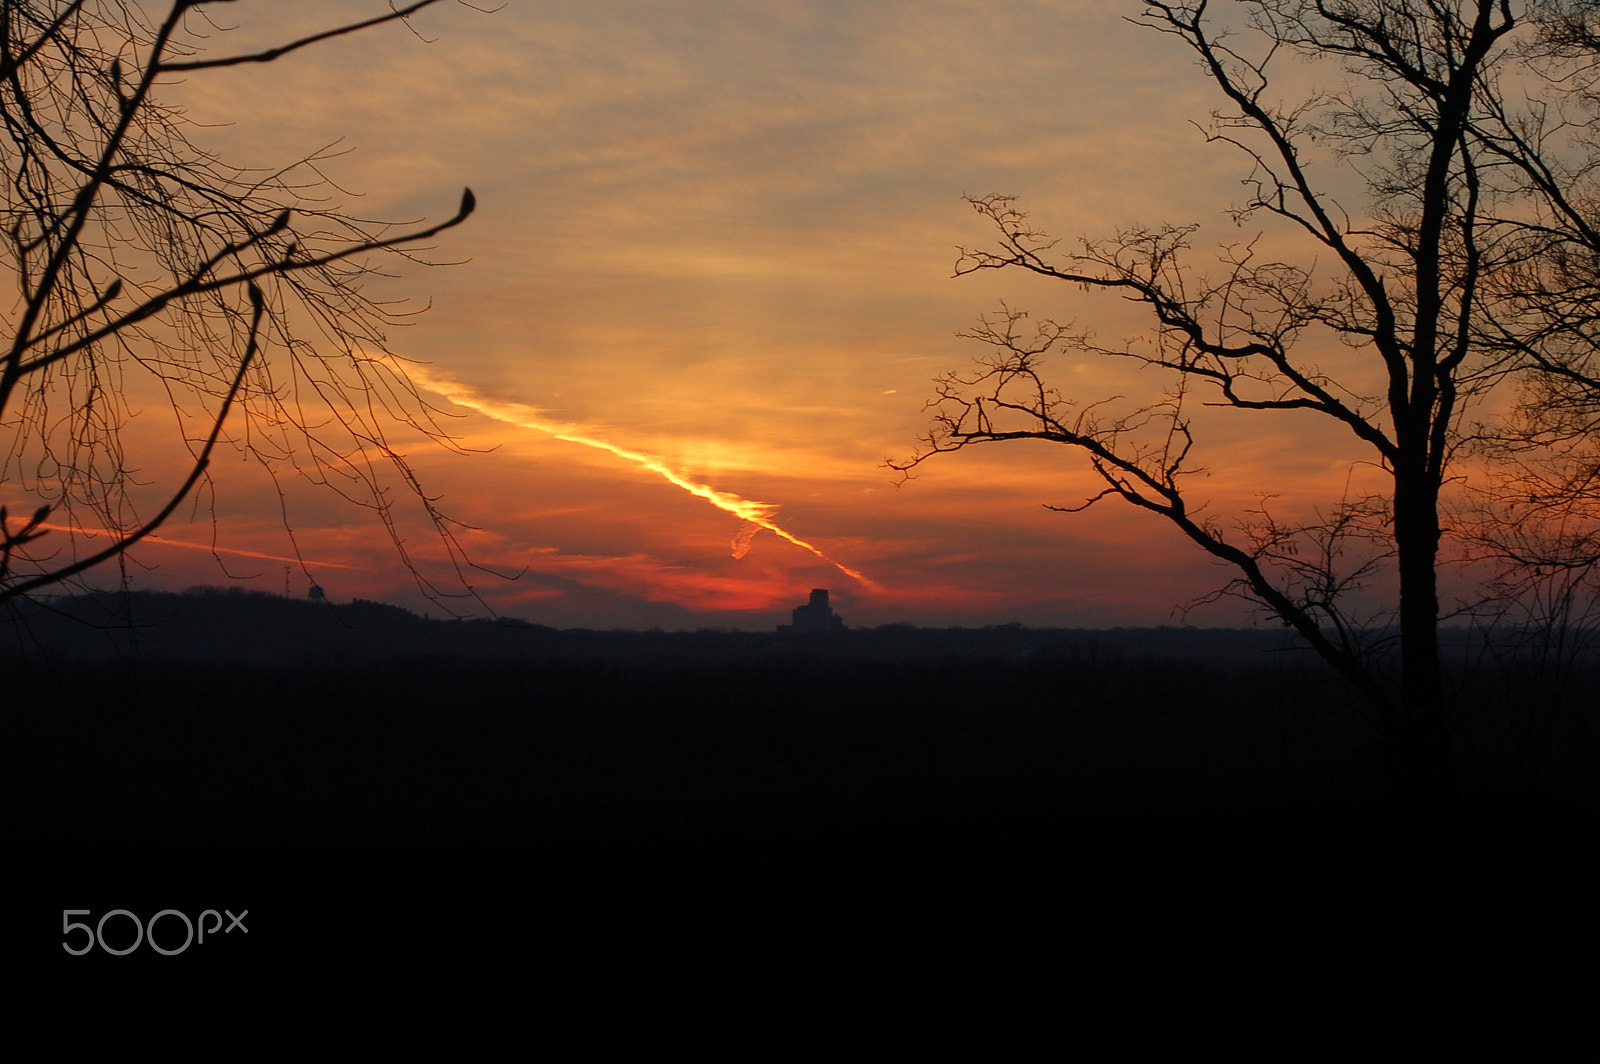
[410,368,879,589]
[105,0,1386,628]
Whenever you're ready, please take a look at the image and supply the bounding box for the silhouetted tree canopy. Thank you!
[0,1,477,604]
[896,0,1600,812]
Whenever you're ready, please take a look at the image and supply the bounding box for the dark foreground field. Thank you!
[6,621,1598,999]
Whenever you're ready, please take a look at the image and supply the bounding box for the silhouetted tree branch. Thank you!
[1462,4,1600,589]
[893,0,1599,813]
[0,1,482,606]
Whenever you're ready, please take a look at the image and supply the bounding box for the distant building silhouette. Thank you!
[308,584,325,602]
[781,588,844,633]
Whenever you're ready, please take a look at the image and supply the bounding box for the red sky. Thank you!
[8,1,1464,630]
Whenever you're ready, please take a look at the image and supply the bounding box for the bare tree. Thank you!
[893,1,1600,813]
[0,1,478,606]
[1431,4,1600,788]
[1466,1,1600,568]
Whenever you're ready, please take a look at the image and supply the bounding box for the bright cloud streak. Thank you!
[35,523,367,569]
[412,369,880,591]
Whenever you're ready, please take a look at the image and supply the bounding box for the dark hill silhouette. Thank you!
[2,587,560,662]
[6,585,1346,664]
[6,586,1596,987]
[10,587,1576,667]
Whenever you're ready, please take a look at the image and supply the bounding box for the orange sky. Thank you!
[9,0,1445,629]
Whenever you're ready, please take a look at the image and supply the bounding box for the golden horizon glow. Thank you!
[23,0,1419,630]
[410,369,881,591]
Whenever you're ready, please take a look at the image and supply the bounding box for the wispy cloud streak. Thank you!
[413,370,878,590]
[34,524,367,569]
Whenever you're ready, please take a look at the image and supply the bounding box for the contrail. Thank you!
[35,523,366,569]
[413,370,878,590]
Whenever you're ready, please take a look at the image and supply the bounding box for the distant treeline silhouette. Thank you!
[5,586,1574,665]
[7,588,1596,978]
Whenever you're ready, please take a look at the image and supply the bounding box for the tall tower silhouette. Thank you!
[789,588,844,632]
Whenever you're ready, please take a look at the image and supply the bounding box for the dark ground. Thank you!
[5,593,1598,1002]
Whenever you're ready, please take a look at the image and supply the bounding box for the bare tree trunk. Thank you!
[1394,464,1457,820]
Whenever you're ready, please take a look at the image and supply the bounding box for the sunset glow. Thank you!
[38,0,1407,629]
[11,1,1590,971]
[411,369,879,590]
[33,525,368,572]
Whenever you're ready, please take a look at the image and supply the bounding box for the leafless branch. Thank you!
[0,1,492,608]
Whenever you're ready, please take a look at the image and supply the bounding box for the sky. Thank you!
[30,0,1413,630]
